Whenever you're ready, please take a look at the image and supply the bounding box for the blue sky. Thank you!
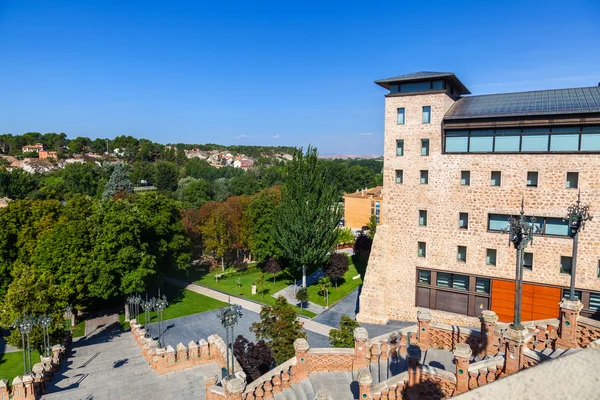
[1,1,599,155]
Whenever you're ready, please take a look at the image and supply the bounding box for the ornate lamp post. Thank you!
[564,191,592,302]
[217,301,243,378]
[15,315,36,374]
[154,295,168,347]
[38,314,53,358]
[141,296,156,339]
[65,304,73,329]
[133,294,142,320]
[503,199,537,331]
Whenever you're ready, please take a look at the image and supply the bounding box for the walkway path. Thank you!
[41,315,220,400]
[164,277,334,336]
[272,269,327,314]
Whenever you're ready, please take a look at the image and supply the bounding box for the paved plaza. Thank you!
[41,319,220,400]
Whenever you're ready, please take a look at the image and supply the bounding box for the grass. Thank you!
[0,350,41,384]
[119,282,227,330]
[307,255,367,307]
[176,265,316,318]
[65,319,86,338]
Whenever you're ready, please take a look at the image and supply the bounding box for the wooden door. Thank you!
[491,279,561,323]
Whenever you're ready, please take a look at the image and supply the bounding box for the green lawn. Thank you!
[307,255,367,307]
[178,266,316,318]
[119,282,227,330]
[65,319,85,338]
[0,350,41,384]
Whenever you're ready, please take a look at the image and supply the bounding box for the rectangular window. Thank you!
[523,252,533,270]
[460,171,470,185]
[494,129,521,152]
[470,130,494,152]
[422,106,431,124]
[522,128,549,151]
[545,218,569,236]
[550,133,579,151]
[459,212,469,229]
[486,249,497,266]
[566,172,578,189]
[421,139,430,156]
[436,272,450,288]
[589,292,600,311]
[396,140,404,156]
[488,214,510,231]
[581,126,600,150]
[560,256,573,275]
[526,171,538,187]
[397,108,405,125]
[400,82,431,92]
[490,171,501,186]
[445,131,469,152]
[562,289,582,301]
[418,270,431,285]
[476,278,491,294]
[457,246,467,262]
[419,210,428,226]
[452,274,469,291]
[395,170,403,184]
[420,170,429,184]
[418,242,427,257]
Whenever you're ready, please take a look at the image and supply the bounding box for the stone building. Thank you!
[358,71,600,326]
[343,186,383,230]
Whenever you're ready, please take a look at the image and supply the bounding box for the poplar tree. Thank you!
[273,146,341,287]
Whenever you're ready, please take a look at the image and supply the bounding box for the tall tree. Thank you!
[324,253,349,289]
[245,187,281,263]
[233,335,275,382]
[102,163,133,199]
[250,296,306,364]
[154,161,179,192]
[273,146,342,287]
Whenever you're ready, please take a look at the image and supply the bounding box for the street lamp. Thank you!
[217,300,243,378]
[564,191,592,302]
[141,296,156,339]
[38,314,53,358]
[154,295,168,347]
[503,199,537,331]
[65,304,73,329]
[15,315,36,374]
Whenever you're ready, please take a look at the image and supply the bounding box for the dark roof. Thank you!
[444,86,600,120]
[375,71,471,94]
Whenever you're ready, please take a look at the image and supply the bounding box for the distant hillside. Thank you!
[170,144,298,159]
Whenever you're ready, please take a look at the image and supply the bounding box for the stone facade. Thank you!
[358,84,600,326]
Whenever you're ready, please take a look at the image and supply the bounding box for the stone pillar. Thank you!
[294,338,310,381]
[380,342,389,361]
[204,375,218,400]
[354,327,370,370]
[176,342,188,362]
[22,375,34,400]
[0,379,8,400]
[416,308,432,349]
[272,374,282,394]
[503,326,532,374]
[479,310,498,357]
[226,378,245,400]
[406,345,421,400]
[556,298,583,349]
[357,368,372,400]
[189,341,199,359]
[453,343,472,394]
[125,300,130,322]
[199,338,209,359]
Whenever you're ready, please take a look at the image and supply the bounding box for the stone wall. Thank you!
[358,88,600,325]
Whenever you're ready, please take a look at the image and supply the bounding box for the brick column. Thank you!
[204,374,218,400]
[556,298,583,349]
[453,343,472,394]
[406,345,421,400]
[503,326,532,374]
[0,379,8,399]
[176,342,188,362]
[479,310,498,357]
[225,378,245,400]
[353,327,370,370]
[416,308,432,349]
[294,338,310,381]
[357,368,372,400]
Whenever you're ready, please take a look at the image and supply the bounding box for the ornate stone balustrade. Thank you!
[576,316,600,348]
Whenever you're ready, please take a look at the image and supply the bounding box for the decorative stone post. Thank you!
[189,341,199,359]
[262,380,273,400]
[416,308,432,349]
[294,338,310,381]
[281,370,291,388]
[406,345,421,400]
[0,379,9,399]
[226,378,245,400]
[453,343,472,394]
[357,368,372,400]
[354,327,370,370]
[503,326,532,374]
[272,374,282,394]
[176,342,188,362]
[479,310,498,357]
[556,298,583,349]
